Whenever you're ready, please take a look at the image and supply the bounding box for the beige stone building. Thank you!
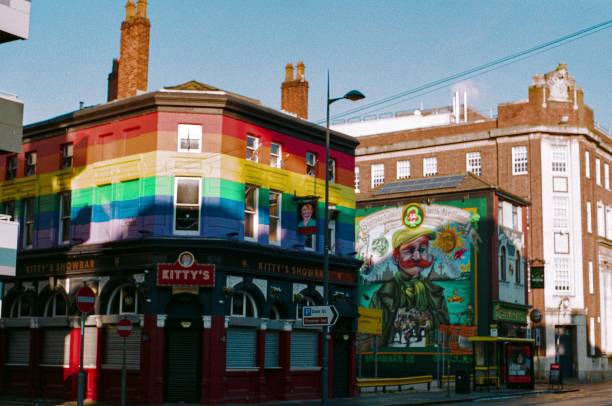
[335,64,612,380]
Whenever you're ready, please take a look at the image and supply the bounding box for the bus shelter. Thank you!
[469,337,535,391]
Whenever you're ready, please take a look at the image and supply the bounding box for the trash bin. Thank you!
[455,370,471,394]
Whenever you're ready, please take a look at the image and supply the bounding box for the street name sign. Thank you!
[76,287,95,314]
[303,305,339,326]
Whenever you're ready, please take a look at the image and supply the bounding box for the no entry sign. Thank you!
[76,286,95,314]
[117,318,133,338]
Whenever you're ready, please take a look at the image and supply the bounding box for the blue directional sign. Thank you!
[302,305,339,326]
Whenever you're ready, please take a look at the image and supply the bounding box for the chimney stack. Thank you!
[109,0,151,101]
[281,61,309,119]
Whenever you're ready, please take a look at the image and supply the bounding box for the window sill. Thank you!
[226,367,259,372]
[264,366,283,370]
[290,367,321,372]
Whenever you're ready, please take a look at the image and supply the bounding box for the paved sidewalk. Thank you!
[0,384,579,406]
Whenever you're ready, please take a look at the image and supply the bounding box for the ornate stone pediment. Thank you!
[545,63,576,102]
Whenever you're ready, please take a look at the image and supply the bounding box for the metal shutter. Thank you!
[6,329,30,365]
[166,328,200,403]
[290,330,318,368]
[83,326,98,367]
[41,328,70,366]
[104,325,141,369]
[226,327,256,369]
[264,331,279,368]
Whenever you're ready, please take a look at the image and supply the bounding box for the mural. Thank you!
[358,203,479,349]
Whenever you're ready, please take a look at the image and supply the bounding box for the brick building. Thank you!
[336,64,612,380]
[0,2,361,404]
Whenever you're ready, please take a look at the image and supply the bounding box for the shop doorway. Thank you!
[332,317,352,398]
[556,326,575,378]
[164,294,203,403]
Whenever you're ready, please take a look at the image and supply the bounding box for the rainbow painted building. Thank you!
[0,85,361,403]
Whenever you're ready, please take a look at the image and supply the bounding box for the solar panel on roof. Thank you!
[374,174,466,195]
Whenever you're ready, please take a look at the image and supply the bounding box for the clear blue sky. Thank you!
[1,1,611,129]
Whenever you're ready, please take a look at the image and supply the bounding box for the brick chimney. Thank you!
[111,0,151,100]
[281,61,309,119]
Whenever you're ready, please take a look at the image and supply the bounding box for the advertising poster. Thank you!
[506,343,534,387]
[357,203,479,350]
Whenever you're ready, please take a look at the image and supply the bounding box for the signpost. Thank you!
[117,318,133,406]
[549,363,562,389]
[75,286,95,406]
[302,305,339,327]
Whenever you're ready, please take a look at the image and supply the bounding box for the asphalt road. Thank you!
[453,381,612,406]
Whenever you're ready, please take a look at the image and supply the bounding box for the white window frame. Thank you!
[590,317,596,356]
[354,167,360,193]
[58,191,71,244]
[327,218,336,254]
[588,260,594,295]
[60,143,74,169]
[552,196,569,229]
[269,190,281,246]
[371,164,385,188]
[605,163,610,190]
[607,207,612,240]
[177,124,202,153]
[244,185,259,241]
[595,158,601,186]
[10,294,31,318]
[306,152,317,176]
[304,232,316,252]
[512,146,528,175]
[5,154,17,180]
[423,157,438,177]
[585,151,591,178]
[44,292,68,317]
[329,158,336,183]
[551,145,567,173]
[554,256,572,293]
[107,284,139,315]
[230,290,258,318]
[173,177,201,235]
[466,152,482,176]
[246,135,260,162]
[586,201,592,233]
[597,201,606,237]
[396,160,410,180]
[270,142,282,168]
[23,197,35,248]
[25,151,37,176]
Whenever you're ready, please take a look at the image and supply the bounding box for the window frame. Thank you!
[327,218,336,254]
[466,152,482,176]
[328,158,336,183]
[270,142,282,168]
[44,292,68,317]
[58,191,71,244]
[10,294,32,318]
[177,124,202,153]
[60,143,74,169]
[500,246,507,282]
[354,167,360,193]
[512,146,528,175]
[306,152,317,177]
[23,197,35,248]
[585,151,591,178]
[269,190,281,246]
[25,152,37,177]
[586,201,592,233]
[515,253,521,285]
[230,290,258,318]
[554,256,572,293]
[597,201,606,237]
[246,135,260,162]
[396,160,410,180]
[244,185,259,241]
[5,155,17,180]
[551,145,567,173]
[173,177,201,236]
[371,163,385,188]
[595,158,602,186]
[605,163,610,190]
[423,157,438,177]
[107,284,140,315]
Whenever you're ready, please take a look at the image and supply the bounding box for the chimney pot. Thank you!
[285,63,294,81]
[281,61,309,119]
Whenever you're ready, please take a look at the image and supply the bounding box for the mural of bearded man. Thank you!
[370,225,449,347]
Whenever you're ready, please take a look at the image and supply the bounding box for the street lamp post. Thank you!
[322,71,364,404]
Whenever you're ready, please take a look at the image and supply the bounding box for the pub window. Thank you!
[60,143,73,169]
[244,185,258,241]
[25,152,37,176]
[4,200,15,221]
[246,135,260,162]
[107,284,139,315]
[466,152,482,176]
[306,152,317,177]
[5,155,17,180]
[269,305,281,320]
[177,124,202,153]
[23,197,36,248]
[371,163,384,188]
[423,157,438,177]
[327,218,336,254]
[396,160,410,180]
[10,294,32,318]
[58,192,71,244]
[329,158,336,183]
[174,177,201,235]
[44,292,68,317]
[270,142,282,168]
[269,191,281,245]
[230,290,258,318]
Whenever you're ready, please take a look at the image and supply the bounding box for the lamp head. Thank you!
[344,90,365,101]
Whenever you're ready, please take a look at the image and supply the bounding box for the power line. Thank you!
[316,19,612,124]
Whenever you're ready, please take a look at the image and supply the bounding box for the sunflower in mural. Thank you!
[432,224,464,253]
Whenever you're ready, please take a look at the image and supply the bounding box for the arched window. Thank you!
[296,296,317,320]
[500,247,507,282]
[269,305,281,320]
[44,292,68,317]
[515,253,521,284]
[107,284,139,315]
[10,294,32,318]
[230,290,258,318]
